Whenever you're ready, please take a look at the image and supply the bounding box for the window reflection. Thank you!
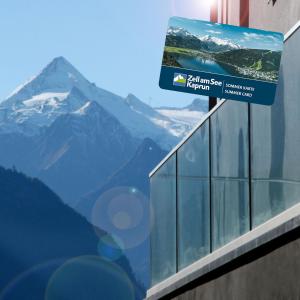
[251,28,300,227]
[211,101,250,250]
[150,154,176,285]
[177,121,210,270]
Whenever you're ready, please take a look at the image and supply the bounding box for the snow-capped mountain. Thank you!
[0,56,209,203]
[166,26,241,53]
[167,26,193,38]
[37,100,138,205]
[123,93,205,139]
[166,27,204,51]
[0,57,209,293]
[199,35,241,52]
[184,98,209,112]
[0,57,182,149]
[0,58,209,292]
[0,87,89,135]
[155,98,208,134]
[124,93,168,121]
[0,99,138,206]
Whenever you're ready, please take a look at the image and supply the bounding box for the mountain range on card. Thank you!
[165,26,281,82]
[166,26,242,52]
[0,56,208,289]
[167,26,242,52]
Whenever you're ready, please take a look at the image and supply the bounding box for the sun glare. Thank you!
[171,0,211,19]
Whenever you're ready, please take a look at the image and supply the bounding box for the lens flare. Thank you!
[91,186,151,250]
[45,256,135,300]
[97,233,124,261]
[186,149,196,163]
[0,259,65,300]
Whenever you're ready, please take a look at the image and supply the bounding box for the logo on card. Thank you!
[173,73,187,87]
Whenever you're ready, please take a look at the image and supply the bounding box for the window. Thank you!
[150,154,177,285]
[211,101,250,250]
[251,27,300,227]
[177,121,210,270]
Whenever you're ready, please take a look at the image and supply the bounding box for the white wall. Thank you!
[249,0,300,33]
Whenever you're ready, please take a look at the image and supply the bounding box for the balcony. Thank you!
[148,20,300,298]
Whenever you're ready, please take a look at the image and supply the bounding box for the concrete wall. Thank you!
[168,229,300,300]
[249,0,300,33]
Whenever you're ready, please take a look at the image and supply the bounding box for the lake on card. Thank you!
[177,56,230,75]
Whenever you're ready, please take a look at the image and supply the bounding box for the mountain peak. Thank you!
[184,98,208,112]
[125,93,139,103]
[51,56,69,64]
[43,56,77,74]
[124,93,167,121]
[191,98,206,106]
[38,56,88,87]
[0,57,181,150]
[3,57,90,105]
[200,35,241,50]
[167,26,192,37]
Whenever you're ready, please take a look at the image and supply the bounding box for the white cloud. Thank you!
[243,32,263,40]
[207,30,222,34]
[266,34,281,42]
[243,32,281,43]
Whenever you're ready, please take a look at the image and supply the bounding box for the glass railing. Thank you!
[150,23,300,286]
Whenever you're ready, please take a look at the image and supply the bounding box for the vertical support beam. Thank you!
[248,103,252,230]
[175,152,179,272]
[226,0,229,24]
[221,0,229,24]
[239,0,252,229]
[209,0,219,111]
[209,117,213,253]
[240,0,249,27]
[221,0,224,23]
[210,0,218,23]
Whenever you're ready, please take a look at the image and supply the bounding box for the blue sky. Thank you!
[170,17,284,51]
[0,0,210,107]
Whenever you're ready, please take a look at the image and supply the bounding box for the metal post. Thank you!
[209,0,219,111]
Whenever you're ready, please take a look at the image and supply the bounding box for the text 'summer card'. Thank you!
[159,17,284,105]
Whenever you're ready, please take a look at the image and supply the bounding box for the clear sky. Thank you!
[0,0,210,107]
[170,17,284,51]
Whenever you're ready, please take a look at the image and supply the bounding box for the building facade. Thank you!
[147,1,300,299]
